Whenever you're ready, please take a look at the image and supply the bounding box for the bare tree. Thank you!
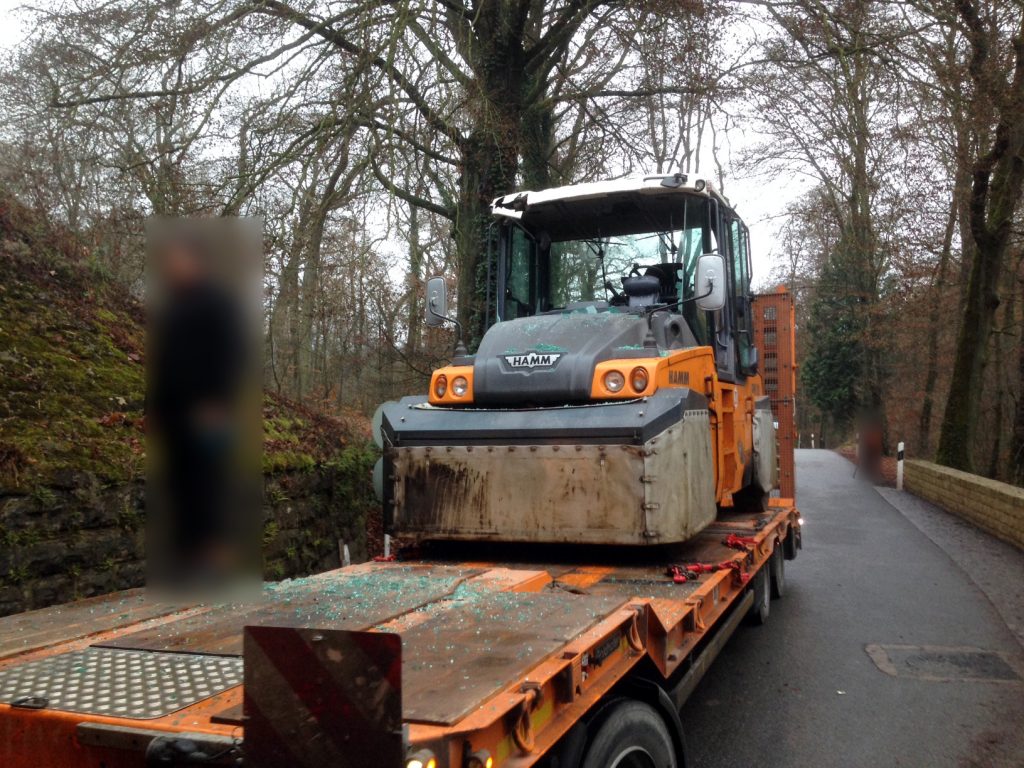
[934,0,1024,472]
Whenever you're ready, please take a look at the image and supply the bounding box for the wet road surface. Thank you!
[680,449,1024,768]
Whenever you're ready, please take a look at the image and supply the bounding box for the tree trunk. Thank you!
[936,2,1024,472]
[451,5,525,343]
[918,193,957,453]
[521,98,555,189]
[936,229,1008,471]
[454,127,518,344]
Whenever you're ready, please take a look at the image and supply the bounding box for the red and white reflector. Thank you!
[244,627,403,768]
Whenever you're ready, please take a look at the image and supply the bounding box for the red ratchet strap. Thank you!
[723,533,758,551]
[372,554,397,562]
[667,565,693,583]
[667,561,750,586]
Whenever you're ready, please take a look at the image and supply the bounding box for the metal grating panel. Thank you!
[0,647,242,719]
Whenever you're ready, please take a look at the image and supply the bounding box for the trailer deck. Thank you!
[0,500,798,767]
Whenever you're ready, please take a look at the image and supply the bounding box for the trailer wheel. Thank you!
[783,526,799,560]
[581,700,677,768]
[769,545,785,600]
[746,566,770,626]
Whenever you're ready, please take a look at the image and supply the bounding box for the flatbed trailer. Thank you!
[0,498,799,768]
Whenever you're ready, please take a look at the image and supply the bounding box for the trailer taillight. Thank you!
[407,751,437,768]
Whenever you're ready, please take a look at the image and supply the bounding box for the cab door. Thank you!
[726,216,756,377]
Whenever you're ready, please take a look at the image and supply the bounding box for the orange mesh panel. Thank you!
[752,289,797,499]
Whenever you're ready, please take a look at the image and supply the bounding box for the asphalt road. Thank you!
[680,449,1024,768]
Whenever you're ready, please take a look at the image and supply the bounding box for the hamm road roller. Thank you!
[377,173,778,546]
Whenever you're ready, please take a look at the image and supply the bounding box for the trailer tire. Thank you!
[581,700,677,768]
[783,526,800,560]
[746,566,770,626]
[770,545,785,600]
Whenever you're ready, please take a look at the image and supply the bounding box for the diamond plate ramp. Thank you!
[0,647,242,719]
[401,590,626,724]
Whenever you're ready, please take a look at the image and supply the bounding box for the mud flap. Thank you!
[243,627,403,768]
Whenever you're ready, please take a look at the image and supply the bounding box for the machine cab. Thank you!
[487,174,758,381]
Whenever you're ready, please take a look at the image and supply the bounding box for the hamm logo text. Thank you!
[504,352,561,369]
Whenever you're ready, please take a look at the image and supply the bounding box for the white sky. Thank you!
[0,1,29,49]
[720,145,802,288]
[0,0,798,285]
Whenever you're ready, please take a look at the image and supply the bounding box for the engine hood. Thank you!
[473,310,648,405]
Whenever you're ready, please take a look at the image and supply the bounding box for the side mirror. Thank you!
[425,276,448,327]
[695,253,726,312]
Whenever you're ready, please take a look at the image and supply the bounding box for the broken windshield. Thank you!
[499,192,718,349]
[549,227,706,307]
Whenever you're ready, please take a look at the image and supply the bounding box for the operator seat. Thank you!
[621,274,661,307]
[643,262,685,303]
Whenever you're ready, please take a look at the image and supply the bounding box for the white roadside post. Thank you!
[896,441,905,491]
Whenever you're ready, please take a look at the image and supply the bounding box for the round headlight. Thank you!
[434,375,448,398]
[630,367,649,393]
[604,370,625,393]
[452,376,469,397]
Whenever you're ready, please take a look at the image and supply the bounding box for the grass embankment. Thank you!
[0,192,375,493]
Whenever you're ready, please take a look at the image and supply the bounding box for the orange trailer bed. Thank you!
[0,500,799,768]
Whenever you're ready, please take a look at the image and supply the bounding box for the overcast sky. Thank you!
[0,1,28,49]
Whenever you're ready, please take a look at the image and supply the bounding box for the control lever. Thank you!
[604,280,623,301]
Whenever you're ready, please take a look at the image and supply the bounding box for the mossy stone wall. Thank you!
[0,445,377,617]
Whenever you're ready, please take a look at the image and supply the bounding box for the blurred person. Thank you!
[146,222,260,595]
[854,411,884,484]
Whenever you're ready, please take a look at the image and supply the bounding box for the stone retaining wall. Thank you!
[0,452,376,616]
[904,459,1024,550]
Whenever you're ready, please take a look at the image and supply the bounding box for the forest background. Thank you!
[1,0,1022,485]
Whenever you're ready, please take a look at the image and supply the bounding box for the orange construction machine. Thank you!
[378,174,789,549]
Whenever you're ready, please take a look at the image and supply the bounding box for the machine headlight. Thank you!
[466,750,493,768]
[604,370,625,393]
[630,367,649,393]
[434,375,448,398]
[452,376,469,397]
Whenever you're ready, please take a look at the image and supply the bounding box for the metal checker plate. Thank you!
[0,647,242,719]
